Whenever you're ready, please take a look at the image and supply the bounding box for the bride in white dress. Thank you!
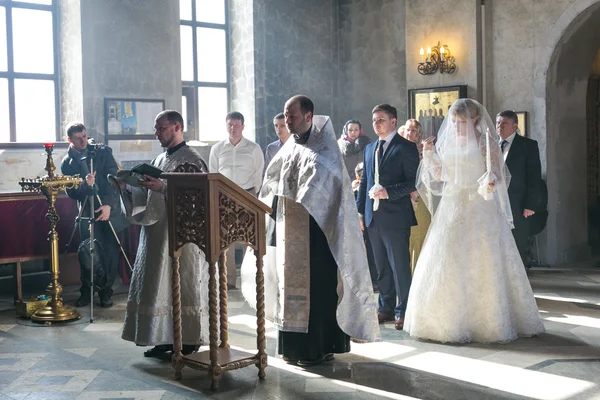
[403,99,545,343]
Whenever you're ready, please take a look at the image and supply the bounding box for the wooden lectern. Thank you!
[163,165,272,390]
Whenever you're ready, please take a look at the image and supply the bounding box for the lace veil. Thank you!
[416,98,514,228]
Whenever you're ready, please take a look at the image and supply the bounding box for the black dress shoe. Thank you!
[99,289,113,308]
[75,295,91,307]
[144,345,173,358]
[100,297,113,308]
[182,344,198,355]
[297,353,334,367]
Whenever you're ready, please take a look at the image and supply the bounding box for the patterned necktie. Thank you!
[500,140,508,152]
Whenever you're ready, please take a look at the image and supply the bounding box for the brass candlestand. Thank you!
[19,143,83,323]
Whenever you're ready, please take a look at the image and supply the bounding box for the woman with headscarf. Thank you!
[338,119,371,179]
[404,99,545,343]
[399,119,431,274]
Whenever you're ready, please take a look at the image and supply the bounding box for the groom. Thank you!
[357,104,419,330]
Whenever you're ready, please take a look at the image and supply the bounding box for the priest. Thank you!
[114,110,209,359]
[242,95,380,367]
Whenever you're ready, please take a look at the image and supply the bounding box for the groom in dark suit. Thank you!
[496,110,542,267]
[357,104,419,330]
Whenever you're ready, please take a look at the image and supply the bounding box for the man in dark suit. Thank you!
[357,104,419,331]
[61,123,121,307]
[496,110,542,267]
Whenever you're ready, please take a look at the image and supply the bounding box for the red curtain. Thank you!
[0,195,139,285]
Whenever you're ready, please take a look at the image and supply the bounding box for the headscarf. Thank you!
[341,119,365,143]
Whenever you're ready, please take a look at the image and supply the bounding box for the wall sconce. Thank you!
[418,41,457,75]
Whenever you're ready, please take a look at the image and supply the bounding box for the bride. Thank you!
[403,99,545,343]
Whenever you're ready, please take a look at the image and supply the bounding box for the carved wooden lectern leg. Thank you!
[208,261,221,390]
[171,256,184,380]
[218,251,229,348]
[255,249,267,379]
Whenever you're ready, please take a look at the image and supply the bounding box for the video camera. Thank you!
[86,139,108,155]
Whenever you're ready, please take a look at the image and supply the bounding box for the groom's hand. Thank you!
[359,215,364,231]
[373,187,389,200]
[523,209,535,218]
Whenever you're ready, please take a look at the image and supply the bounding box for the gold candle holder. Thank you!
[19,143,83,323]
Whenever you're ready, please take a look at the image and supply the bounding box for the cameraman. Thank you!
[61,122,120,308]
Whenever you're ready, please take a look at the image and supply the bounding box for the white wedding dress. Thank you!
[404,147,545,343]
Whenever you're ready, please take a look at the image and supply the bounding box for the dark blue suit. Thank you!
[357,133,419,318]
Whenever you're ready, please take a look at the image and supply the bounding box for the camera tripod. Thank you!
[64,153,132,323]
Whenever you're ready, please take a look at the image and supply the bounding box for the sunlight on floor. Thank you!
[332,380,420,399]
[393,351,595,400]
[228,313,279,338]
[536,294,599,305]
[351,342,416,360]
[267,356,419,399]
[545,314,600,329]
[228,314,275,330]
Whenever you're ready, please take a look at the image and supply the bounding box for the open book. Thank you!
[110,163,163,187]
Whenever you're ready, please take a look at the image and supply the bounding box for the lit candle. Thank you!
[426,46,432,63]
[419,47,424,63]
[440,45,445,61]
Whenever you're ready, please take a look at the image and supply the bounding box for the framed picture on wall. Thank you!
[515,111,528,137]
[104,98,165,142]
[408,85,468,139]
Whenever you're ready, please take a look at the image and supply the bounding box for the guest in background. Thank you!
[264,113,291,172]
[209,111,264,289]
[399,119,431,273]
[496,110,543,268]
[397,125,405,137]
[338,119,372,179]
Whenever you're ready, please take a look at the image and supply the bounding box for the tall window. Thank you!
[0,0,58,144]
[180,0,229,142]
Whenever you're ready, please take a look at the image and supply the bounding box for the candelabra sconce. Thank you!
[19,143,83,323]
[418,42,457,75]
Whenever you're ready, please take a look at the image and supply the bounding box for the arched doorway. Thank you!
[539,1,600,264]
[587,50,600,254]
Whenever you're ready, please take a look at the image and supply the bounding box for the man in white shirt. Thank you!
[209,111,264,288]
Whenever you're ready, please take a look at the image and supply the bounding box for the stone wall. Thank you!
[252,0,338,148]
[405,0,480,101]
[230,0,256,141]
[58,0,84,139]
[80,0,181,141]
[338,0,407,136]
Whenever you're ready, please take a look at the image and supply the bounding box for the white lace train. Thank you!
[404,189,546,343]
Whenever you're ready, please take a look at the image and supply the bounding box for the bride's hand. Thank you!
[422,136,435,151]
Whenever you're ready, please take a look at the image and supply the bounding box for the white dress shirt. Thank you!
[209,137,265,191]
[378,130,397,155]
[501,131,517,161]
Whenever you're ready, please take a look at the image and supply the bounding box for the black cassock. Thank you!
[276,215,350,361]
